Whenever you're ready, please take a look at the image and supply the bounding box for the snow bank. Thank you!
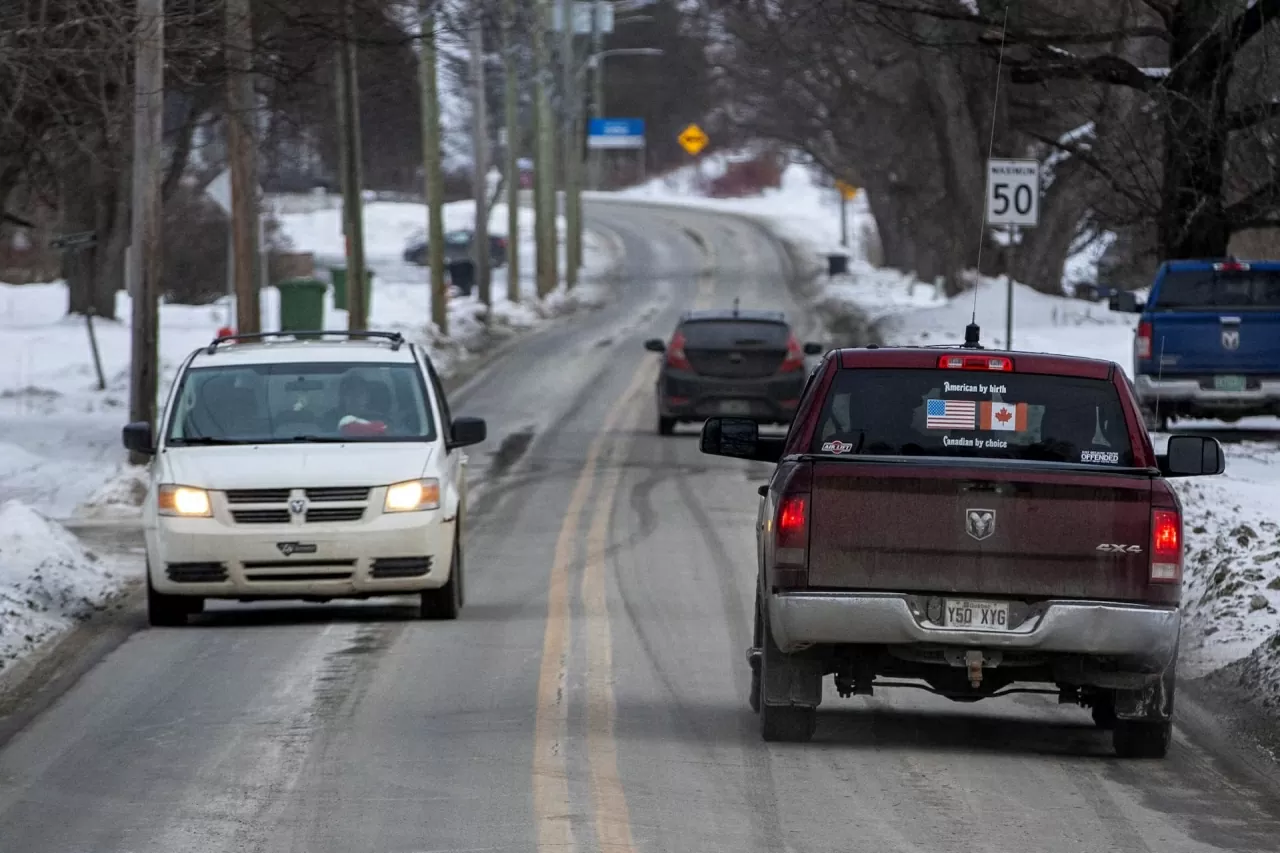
[0,500,121,672]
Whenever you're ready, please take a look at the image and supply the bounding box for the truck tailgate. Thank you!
[1149,312,1280,373]
[807,460,1155,601]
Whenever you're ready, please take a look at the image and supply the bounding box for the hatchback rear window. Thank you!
[680,320,789,349]
[1154,269,1280,310]
[812,368,1134,466]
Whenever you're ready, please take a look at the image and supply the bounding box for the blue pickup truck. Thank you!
[1110,259,1280,430]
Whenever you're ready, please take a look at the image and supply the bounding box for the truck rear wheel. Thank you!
[1140,406,1169,432]
[1113,719,1172,758]
[658,415,676,436]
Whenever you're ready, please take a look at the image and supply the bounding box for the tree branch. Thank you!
[1234,0,1280,46]
[1224,176,1280,227]
[1226,100,1280,132]
[1008,54,1156,91]
[977,25,1171,48]
[1025,130,1150,210]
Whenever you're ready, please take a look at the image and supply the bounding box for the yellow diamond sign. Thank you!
[678,123,709,156]
[836,180,858,201]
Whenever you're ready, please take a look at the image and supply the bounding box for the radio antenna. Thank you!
[971,4,1011,329]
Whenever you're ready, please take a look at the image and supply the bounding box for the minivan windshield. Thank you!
[1153,269,1280,311]
[164,361,436,446]
[812,368,1135,467]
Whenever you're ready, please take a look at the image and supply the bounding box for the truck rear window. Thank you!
[1154,269,1280,310]
[812,369,1135,466]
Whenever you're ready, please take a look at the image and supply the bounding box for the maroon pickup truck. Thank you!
[700,341,1225,757]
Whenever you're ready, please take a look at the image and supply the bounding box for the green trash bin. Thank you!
[275,277,328,334]
[329,266,374,315]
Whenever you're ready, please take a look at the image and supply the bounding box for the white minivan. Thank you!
[122,331,486,626]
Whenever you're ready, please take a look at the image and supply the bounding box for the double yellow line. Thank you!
[533,360,648,853]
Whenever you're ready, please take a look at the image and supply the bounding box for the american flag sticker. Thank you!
[925,399,977,429]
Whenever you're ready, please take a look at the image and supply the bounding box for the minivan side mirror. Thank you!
[1159,434,1225,477]
[450,416,487,448]
[122,421,155,456]
[643,338,666,353]
[803,341,824,356]
[699,417,785,464]
[1108,290,1145,314]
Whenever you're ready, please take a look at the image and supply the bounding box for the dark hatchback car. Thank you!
[403,230,508,268]
[644,309,823,435]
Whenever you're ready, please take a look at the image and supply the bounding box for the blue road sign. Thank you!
[587,118,646,149]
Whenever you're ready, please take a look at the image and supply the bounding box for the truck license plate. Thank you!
[944,599,1011,631]
[1213,375,1247,392]
[720,400,751,415]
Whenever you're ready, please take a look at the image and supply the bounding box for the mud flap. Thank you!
[760,598,823,709]
[1115,661,1176,722]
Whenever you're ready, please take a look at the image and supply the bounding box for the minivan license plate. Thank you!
[944,599,1011,631]
[720,400,751,415]
[1213,375,1247,392]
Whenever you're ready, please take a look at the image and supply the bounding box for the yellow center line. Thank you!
[534,360,655,853]
[581,391,647,853]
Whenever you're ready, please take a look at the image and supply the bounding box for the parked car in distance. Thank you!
[701,333,1225,757]
[403,230,508,269]
[643,306,824,435]
[1111,258,1280,430]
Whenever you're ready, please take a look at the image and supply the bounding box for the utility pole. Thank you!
[336,0,368,330]
[531,0,557,296]
[129,0,163,463]
[226,0,261,334]
[559,0,579,289]
[470,6,491,309]
[419,0,448,335]
[588,1,605,192]
[501,0,521,304]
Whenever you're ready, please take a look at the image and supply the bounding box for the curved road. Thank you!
[1,202,1279,852]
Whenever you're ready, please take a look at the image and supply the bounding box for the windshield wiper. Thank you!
[285,435,351,443]
[171,436,243,446]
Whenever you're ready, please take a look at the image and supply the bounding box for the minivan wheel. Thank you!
[147,571,194,627]
[1113,719,1172,759]
[658,415,676,436]
[420,532,462,620]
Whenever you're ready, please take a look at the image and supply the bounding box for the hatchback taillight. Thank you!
[666,331,692,370]
[1150,508,1182,583]
[780,334,805,372]
[1136,321,1153,360]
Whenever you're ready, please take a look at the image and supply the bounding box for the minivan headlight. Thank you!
[158,485,212,517]
[384,479,441,513]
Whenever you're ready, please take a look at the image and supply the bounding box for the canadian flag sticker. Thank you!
[981,401,1028,432]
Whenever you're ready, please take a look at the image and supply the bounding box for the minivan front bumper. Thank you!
[768,591,1180,668]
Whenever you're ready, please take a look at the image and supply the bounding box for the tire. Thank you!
[1091,694,1118,730]
[420,529,462,620]
[1113,720,1172,759]
[758,595,817,743]
[658,415,676,436]
[749,589,763,714]
[147,570,193,627]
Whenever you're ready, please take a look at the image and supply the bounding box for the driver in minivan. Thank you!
[332,373,389,436]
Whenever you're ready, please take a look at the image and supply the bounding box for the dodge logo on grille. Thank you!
[289,498,306,515]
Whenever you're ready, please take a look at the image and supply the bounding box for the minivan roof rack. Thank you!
[205,330,405,354]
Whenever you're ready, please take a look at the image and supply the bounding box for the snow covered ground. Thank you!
[0,195,618,675]
[616,159,1280,714]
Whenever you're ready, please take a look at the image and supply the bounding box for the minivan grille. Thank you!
[223,486,372,525]
[306,506,366,523]
[226,488,291,504]
[231,509,292,524]
[306,487,371,502]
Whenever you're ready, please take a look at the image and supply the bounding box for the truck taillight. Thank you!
[666,330,691,370]
[774,494,809,585]
[1136,322,1153,360]
[780,334,805,372]
[1150,509,1182,583]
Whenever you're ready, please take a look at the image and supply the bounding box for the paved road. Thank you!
[2,202,1280,852]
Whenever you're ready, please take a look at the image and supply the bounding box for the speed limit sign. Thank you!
[986,158,1040,228]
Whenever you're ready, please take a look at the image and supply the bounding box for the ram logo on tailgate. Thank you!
[965,509,996,541]
[1222,328,1241,350]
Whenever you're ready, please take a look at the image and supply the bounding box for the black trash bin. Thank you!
[827,253,849,277]
[448,259,475,296]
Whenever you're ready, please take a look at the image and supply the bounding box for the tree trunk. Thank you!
[1011,158,1093,293]
[1159,5,1231,258]
[63,141,126,319]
